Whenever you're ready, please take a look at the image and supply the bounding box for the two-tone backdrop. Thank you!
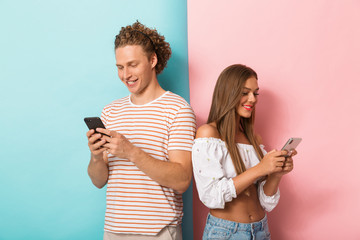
[1,0,360,239]
[0,1,192,239]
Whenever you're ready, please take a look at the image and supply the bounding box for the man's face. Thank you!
[115,45,156,96]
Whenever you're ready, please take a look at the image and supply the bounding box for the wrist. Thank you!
[254,163,269,177]
[268,173,283,182]
[91,154,102,162]
[127,146,143,163]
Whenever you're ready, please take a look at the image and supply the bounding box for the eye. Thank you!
[254,92,260,96]
[242,92,249,96]
[117,66,123,70]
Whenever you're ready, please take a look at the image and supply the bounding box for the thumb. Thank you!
[268,149,277,153]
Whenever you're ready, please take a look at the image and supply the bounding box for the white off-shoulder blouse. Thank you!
[192,137,280,211]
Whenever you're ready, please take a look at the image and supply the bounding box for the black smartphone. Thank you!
[84,117,109,137]
[281,138,302,157]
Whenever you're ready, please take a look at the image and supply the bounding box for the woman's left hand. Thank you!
[271,150,296,177]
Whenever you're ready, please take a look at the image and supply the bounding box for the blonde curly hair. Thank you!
[114,21,172,75]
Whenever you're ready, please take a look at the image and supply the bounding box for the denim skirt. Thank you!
[202,213,271,240]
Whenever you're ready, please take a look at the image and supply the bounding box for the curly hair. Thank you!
[114,21,172,75]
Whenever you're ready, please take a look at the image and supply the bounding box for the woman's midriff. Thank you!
[210,184,265,223]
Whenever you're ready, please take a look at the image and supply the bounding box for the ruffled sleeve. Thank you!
[258,180,280,212]
[192,138,237,209]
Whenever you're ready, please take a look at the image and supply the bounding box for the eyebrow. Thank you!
[116,60,137,67]
[243,87,260,91]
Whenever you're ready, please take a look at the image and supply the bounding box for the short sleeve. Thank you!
[100,104,112,128]
[192,139,237,209]
[168,104,196,152]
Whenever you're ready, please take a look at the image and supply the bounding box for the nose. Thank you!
[122,67,132,80]
[248,92,256,103]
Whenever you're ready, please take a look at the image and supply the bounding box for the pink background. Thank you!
[188,1,360,239]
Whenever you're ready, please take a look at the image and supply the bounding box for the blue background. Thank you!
[0,0,192,239]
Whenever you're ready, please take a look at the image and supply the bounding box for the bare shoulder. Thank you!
[196,123,221,139]
[255,134,263,144]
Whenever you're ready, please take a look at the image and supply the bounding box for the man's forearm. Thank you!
[129,148,192,194]
[88,155,109,189]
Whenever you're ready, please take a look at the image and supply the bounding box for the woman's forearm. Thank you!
[263,174,282,196]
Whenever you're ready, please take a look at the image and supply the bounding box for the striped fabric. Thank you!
[101,91,196,235]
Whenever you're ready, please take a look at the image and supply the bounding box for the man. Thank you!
[86,21,196,240]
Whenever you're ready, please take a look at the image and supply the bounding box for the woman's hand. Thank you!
[257,149,288,176]
[270,150,296,177]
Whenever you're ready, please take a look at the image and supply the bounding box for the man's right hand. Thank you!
[87,129,107,161]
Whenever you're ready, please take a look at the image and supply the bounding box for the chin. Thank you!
[237,109,254,118]
[240,113,252,118]
[128,87,140,94]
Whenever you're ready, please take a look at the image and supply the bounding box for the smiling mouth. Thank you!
[243,105,253,111]
[126,79,138,86]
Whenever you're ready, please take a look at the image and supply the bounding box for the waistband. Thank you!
[206,213,268,232]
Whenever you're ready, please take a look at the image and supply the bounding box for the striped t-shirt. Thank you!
[101,91,196,235]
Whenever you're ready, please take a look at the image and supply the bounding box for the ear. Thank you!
[150,53,158,69]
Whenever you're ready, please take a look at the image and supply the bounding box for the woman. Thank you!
[192,64,296,239]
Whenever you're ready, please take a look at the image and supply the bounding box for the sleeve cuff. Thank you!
[228,178,238,200]
[258,180,280,212]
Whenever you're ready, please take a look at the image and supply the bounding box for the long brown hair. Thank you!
[207,64,264,175]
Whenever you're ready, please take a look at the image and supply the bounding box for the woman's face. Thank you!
[236,77,259,118]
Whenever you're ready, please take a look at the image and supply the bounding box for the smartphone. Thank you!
[84,117,109,137]
[281,138,302,157]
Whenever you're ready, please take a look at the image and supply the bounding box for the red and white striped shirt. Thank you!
[101,91,196,235]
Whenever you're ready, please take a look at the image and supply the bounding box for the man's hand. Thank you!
[96,128,136,160]
[86,129,107,161]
